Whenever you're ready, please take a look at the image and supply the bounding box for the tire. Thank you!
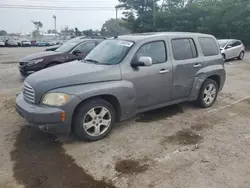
[222,54,226,62]
[73,98,116,141]
[196,79,218,108]
[238,51,244,60]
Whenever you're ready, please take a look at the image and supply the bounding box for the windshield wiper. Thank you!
[84,59,111,65]
[85,59,100,64]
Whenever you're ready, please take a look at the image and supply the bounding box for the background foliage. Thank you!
[117,0,250,48]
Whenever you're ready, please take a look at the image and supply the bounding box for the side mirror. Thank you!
[226,45,232,49]
[131,56,153,67]
[73,49,82,55]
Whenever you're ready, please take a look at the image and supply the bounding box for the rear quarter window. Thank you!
[199,37,219,57]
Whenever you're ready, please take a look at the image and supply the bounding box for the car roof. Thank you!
[218,39,241,42]
[68,37,105,44]
[117,32,214,42]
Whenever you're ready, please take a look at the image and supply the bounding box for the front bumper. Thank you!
[16,93,71,134]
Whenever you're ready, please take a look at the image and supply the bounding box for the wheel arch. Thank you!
[72,94,122,129]
[189,72,223,101]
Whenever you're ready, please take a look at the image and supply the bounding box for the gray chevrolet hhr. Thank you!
[16,32,226,141]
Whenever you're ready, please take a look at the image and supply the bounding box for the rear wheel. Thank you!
[73,98,116,141]
[238,51,244,60]
[197,79,218,108]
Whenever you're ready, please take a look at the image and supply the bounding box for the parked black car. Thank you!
[18,37,104,77]
[45,44,61,51]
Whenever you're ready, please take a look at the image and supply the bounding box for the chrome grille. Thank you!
[23,82,35,103]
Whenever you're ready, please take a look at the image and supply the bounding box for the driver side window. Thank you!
[134,41,167,64]
[75,42,96,53]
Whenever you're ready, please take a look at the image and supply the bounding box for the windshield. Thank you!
[85,39,134,65]
[55,40,79,53]
[218,40,228,48]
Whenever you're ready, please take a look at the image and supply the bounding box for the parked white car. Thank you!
[218,39,245,61]
[6,40,19,47]
[0,41,5,47]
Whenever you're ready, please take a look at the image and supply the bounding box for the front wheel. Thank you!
[197,79,218,108]
[73,98,116,141]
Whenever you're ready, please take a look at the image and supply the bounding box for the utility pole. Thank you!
[115,6,118,32]
[153,0,156,32]
[52,15,57,33]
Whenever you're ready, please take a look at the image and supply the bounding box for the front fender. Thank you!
[53,80,137,121]
[189,65,226,100]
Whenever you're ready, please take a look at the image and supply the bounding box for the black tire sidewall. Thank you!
[197,79,219,108]
[73,98,116,141]
[238,51,244,60]
[222,54,226,61]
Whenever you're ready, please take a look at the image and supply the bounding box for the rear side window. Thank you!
[232,41,242,47]
[171,38,198,60]
[199,37,219,56]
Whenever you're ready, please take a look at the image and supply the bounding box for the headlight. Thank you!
[42,93,69,106]
[27,59,43,66]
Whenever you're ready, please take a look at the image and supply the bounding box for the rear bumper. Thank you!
[16,93,72,134]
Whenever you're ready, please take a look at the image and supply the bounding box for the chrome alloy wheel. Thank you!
[83,106,112,137]
[203,84,217,105]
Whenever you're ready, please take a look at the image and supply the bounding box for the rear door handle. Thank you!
[193,63,202,68]
[159,69,169,74]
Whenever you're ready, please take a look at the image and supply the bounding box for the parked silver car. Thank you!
[218,39,245,61]
[16,32,226,141]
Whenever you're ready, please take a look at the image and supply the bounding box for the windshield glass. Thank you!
[55,40,79,53]
[218,40,228,48]
[84,39,134,65]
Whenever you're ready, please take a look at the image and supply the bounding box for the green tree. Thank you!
[82,29,94,36]
[32,21,43,31]
[119,0,250,47]
[0,30,7,36]
[101,18,130,36]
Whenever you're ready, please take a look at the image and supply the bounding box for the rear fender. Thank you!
[189,64,226,100]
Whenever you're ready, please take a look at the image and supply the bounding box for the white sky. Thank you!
[0,0,122,33]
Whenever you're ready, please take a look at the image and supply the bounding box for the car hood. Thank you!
[25,61,121,101]
[20,51,63,62]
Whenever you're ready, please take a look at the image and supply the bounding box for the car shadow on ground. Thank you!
[10,126,117,188]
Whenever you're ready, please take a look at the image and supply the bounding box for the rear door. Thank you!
[232,40,242,57]
[170,37,203,100]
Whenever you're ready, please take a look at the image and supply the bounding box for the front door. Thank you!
[170,37,204,100]
[72,41,97,59]
[225,40,235,59]
[121,40,172,109]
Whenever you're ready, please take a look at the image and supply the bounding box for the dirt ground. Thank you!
[0,47,250,188]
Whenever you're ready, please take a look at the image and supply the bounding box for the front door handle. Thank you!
[193,63,202,68]
[159,69,169,74]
